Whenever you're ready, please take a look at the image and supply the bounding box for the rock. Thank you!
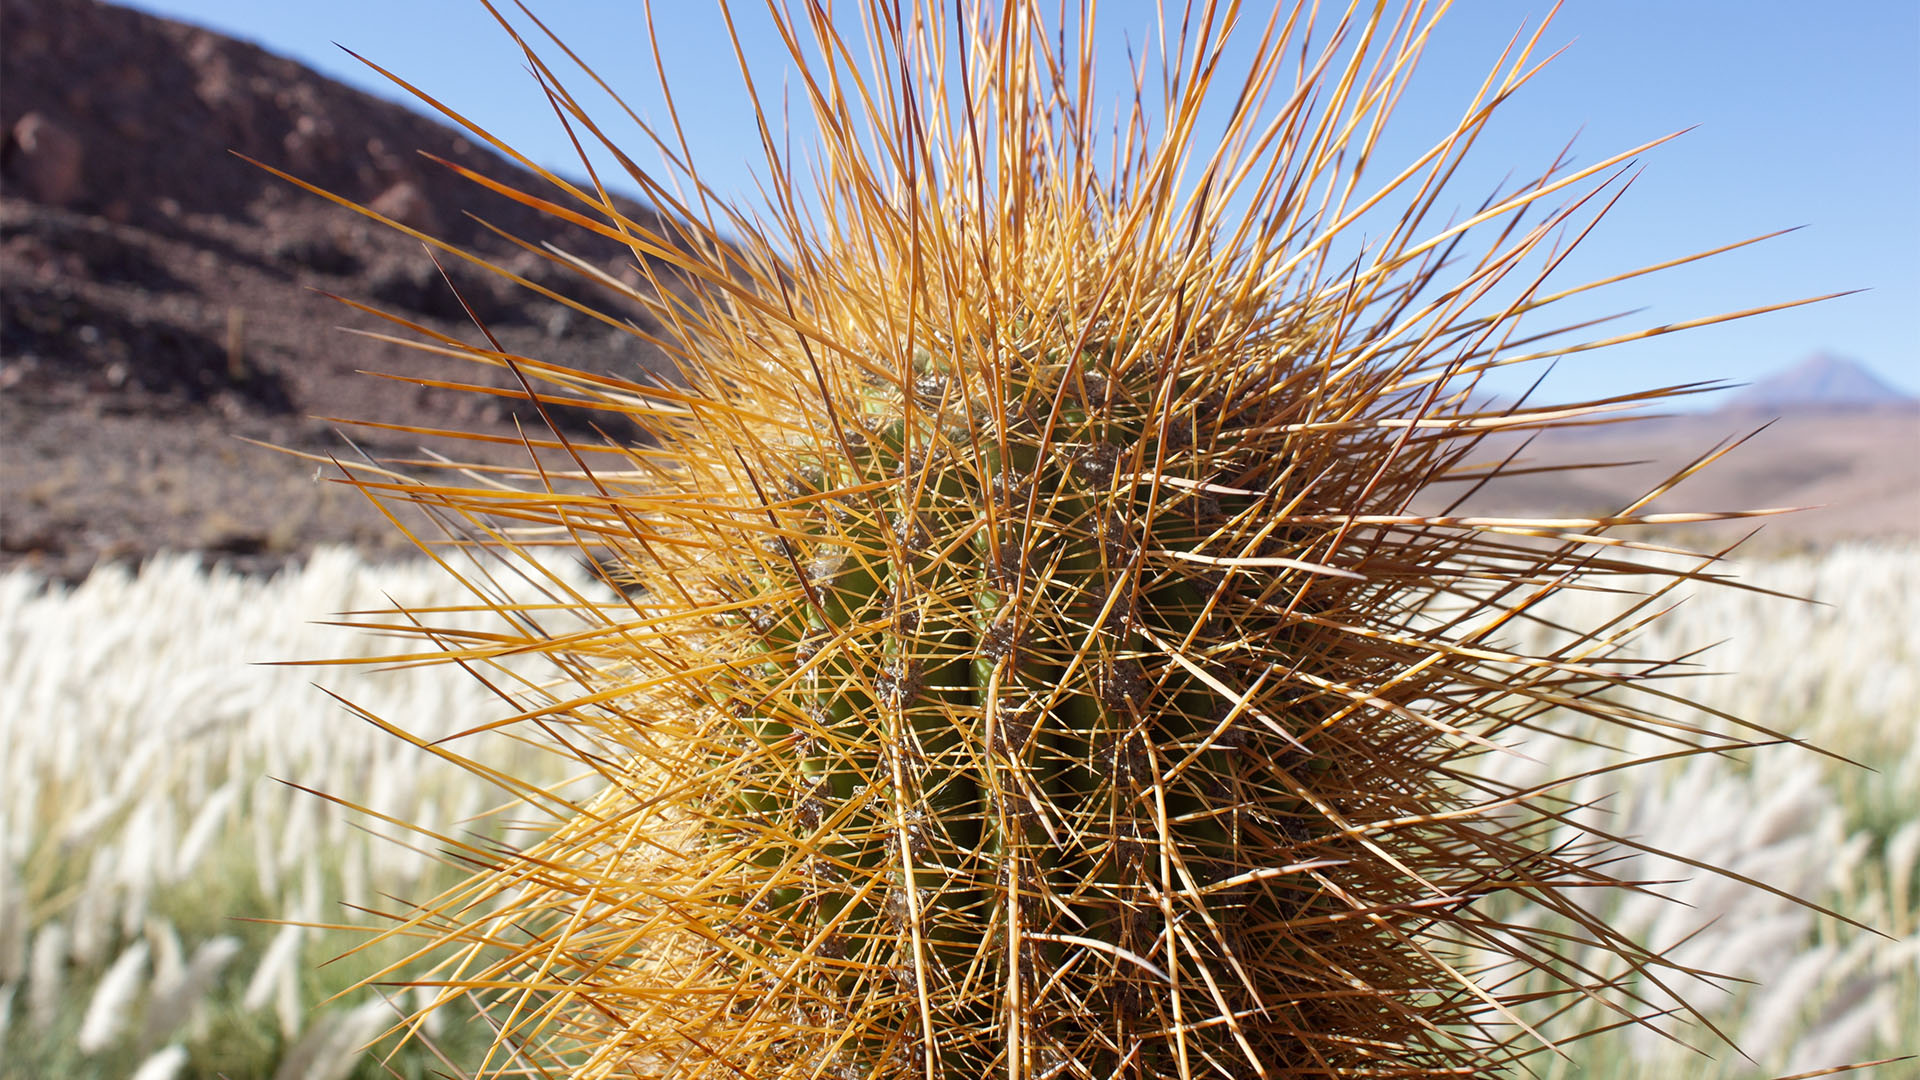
[368,180,440,234]
[366,256,459,319]
[267,230,360,276]
[4,111,84,206]
[280,110,336,172]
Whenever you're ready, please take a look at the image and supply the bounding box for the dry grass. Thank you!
[1,545,1911,1074]
[0,550,604,1079]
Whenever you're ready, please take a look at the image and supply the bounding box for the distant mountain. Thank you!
[1425,352,1920,545]
[1720,354,1915,414]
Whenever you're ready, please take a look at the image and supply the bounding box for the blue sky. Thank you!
[120,0,1919,406]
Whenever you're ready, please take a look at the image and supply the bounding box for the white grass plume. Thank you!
[141,934,242,1048]
[243,923,305,1036]
[128,1044,189,1080]
[25,919,64,1031]
[0,862,24,984]
[75,938,147,1054]
[170,780,237,882]
[271,998,392,1080]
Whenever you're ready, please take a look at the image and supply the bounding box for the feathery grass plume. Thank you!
[140,934,243,1048]
[271,999,395,1080]
[0,862,24,985]
[75,938,146,1054]
[25,918,65,1032]
[244,923,306,1038]
[272,1,1879,1076]
[128,1044,190,1080]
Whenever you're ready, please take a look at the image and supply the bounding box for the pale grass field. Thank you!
[1464,544,1920,1078]
[0,549,602,1079]
[1,544,1914,1078]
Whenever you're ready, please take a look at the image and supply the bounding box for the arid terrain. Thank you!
[1,0,683,580]
[1433,396,1920,549]
[3,0,1915,582]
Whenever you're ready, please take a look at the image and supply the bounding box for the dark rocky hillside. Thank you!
[1,0,690,579]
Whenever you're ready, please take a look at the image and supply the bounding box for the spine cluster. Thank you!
[277,3,1853,1077]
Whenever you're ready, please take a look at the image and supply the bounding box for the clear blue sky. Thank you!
[120,0,1919,405]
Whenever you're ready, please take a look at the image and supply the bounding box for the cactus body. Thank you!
[285,3,1849,1078]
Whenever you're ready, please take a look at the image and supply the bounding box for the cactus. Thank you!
[274,2,1859,1077]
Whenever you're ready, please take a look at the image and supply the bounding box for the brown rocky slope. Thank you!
[1,0,687,579]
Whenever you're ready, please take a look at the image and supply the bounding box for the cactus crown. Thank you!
[278,2,1848,1077]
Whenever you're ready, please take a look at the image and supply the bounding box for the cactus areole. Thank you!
[283,2,1848,1077]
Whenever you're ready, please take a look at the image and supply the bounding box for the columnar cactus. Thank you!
[280,2,1850,1077]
